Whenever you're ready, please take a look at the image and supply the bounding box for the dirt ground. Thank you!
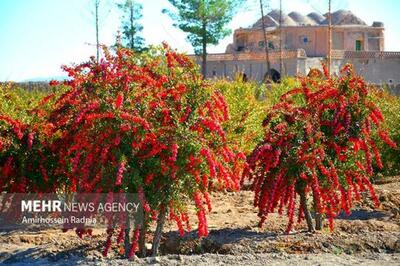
[0,179,399,265]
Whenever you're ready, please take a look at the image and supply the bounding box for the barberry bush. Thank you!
[35,45,246,257]
[0,115,58,193]
[0,82,61,193]
[244,64,397,233]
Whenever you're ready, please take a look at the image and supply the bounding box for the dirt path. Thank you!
[0,180,399,265]
[6,253,398,265]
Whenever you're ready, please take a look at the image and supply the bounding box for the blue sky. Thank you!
[0,0,399,81]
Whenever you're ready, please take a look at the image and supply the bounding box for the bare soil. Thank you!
[0,178,399,265]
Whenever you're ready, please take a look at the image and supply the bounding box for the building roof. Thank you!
[252,15,279,28]
[268,10,298,26]
[307,12,325,24]
[252,10,372,28]
[288,11,318,26]
[252,10,298,28]
[321,10,367,25]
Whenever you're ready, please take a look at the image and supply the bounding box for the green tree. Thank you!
[117,0,145,51]
[163,0,243,77]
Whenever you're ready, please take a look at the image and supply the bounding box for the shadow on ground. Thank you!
[337,210,391,220]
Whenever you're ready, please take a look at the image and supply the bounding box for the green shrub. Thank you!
[0,83,50,123]
[212,78,265,153]
[370,88,400,176]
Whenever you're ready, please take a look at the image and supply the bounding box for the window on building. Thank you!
[355,40,362,51]
[268,41,274,49]
[299,35,310,45]
[236,35,247,51]
[259,41,274,49]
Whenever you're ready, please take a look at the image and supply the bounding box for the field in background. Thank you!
[2,78,399,177]
[0,78,399,264]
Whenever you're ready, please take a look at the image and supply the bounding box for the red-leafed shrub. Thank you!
[244,64,397,233]
[0,115,58,192]
[37,45,246,257]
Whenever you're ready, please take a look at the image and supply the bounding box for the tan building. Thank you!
[229,10,384,57]
[196,10,400,88]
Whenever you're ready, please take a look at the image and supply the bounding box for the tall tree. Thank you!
[117,0,145,51]
[327,0,332,75]
[163,0,243,77]
[259,0,270,78]
[95,0,100,63]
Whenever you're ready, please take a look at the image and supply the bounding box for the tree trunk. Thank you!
[138,218,148,258]
[130,1,134,50]
[314,201,324,230]
[124,215,131,258]
[201,22,207,78]
[315,214,323,230]
[299,190,315,232]
[151,208,167,257]
[327,0,332,75]
[259,0,271,78]
[95,0,100,63]
[279,0,284,76]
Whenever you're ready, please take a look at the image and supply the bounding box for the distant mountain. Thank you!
[21,75,69,82]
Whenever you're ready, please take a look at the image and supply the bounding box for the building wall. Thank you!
[314,29,328,56]
[206,58,299,81]
[232,26,384,57]
[202,54,400,94]
[333,31,344,50]
[300,57,343,76]
[300,56,400,88]
[283,27,318,56]
[345,58,400,85]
